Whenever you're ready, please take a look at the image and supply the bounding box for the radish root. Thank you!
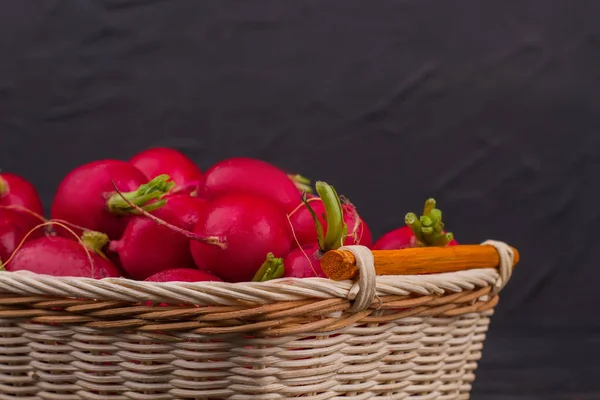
[110,180,227,249]
[0,205,46,223]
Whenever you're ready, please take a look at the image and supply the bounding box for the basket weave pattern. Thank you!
[0,243,514,400]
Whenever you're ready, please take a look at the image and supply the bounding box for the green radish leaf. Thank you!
[302,192,326,251]
[315,181,347,251]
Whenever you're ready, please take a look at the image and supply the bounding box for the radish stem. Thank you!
[288,174,313,194]
[423,198,436,216]
[252,253,284,282]
[81,231,110,260]
[109,180,226,249]
[106,174,175,215]
[0,177,7,197]
[406,198,454,247]
[432,232,454,246]
[315,181,347,252]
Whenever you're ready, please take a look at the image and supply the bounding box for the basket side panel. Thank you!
[0,310,493,400]
[0,319,36,400]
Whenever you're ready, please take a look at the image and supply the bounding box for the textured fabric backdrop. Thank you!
[1,1,598,398]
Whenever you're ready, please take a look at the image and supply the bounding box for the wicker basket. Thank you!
[0,240,517,400]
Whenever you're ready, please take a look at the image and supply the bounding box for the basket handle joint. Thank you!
[481,240,515,296]
[340,245,377,312]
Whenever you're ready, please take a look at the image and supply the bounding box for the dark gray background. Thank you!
[1,1,597,398]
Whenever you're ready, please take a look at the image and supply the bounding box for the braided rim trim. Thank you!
[0,268,502,306]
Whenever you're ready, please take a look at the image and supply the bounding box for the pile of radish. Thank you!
[0,148,457,283]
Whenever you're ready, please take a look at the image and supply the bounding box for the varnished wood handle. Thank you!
[320,244,520,281]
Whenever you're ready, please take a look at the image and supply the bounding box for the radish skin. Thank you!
[145,268,222,282]
[282,243,327,278]
[288,198,327,247]
[341,203,373,247]
[190,193,292,283]
[0,173,44,215]
[129,147,202,193]
[0,209,45,263]
[373,226,420,250]
[109,194,208,280]
[4,235,121,279]
[198,157,301,213]
[51,160,174,240]
[373,225,458,250]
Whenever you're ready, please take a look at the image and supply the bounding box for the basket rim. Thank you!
[0,267,504,305]
[0,268,503,335]
[0,241,516,310]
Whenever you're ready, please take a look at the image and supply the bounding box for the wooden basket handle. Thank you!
[320,244,520,281]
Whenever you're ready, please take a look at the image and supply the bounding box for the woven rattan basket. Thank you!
[0,240,518,400]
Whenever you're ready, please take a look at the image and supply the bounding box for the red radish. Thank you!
[341,203,372,247]
[143,268,222,307]
[108,194,208,280]
[373,198,458,250]
[190,193,292,282]
[4,232,121,279]
[288,198,327,247]
[197,157,301,213]
[339,198,371,246]
[129,147,202,193]
[373,224,458,250]
[0,173,44,215]
[282,243,327,278]
[373,226,419,250]
[51,160,174,240]
[289,199,372,248]
[145,268,222,282]
[283,181,346,278]
[0,208,46,262]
